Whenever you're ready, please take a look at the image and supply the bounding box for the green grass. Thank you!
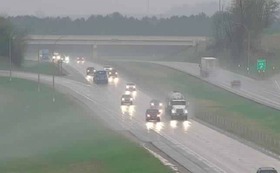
[107,61,280,153]
[0,77,171,173]
[0,59,64,76]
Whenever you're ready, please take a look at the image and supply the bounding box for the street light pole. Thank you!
[37,45,41,92]
[52,35,64,102]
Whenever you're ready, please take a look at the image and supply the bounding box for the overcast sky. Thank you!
[0,0,231,17]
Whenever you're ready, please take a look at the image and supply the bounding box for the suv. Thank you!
[146,108,161,122]
[121,94,133,106]
[257,167,278,173]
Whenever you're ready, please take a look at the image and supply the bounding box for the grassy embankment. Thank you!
[0,77,171,173]
[0,59,64,76]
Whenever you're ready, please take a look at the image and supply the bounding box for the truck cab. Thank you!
[166,91,188,121]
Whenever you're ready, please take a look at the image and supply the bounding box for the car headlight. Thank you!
[159,103,163,106]
[133,86,136,88]
[130,98,133,101]
[122,98,125,101]
[126,86,129,89]
[184,110,188,114]
[171,109,176,114]
[109,72,112,74]
[151,103,154,106]
[116,72,118,74]
[147,114,150,117]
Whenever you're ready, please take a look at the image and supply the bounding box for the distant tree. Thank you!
[213,0,279,65]
[0,16,26,66]
[9,13,212,36]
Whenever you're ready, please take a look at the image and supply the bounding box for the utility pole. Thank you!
[37,45,41,92]
[9,36,12,81]
[147,0,150,15]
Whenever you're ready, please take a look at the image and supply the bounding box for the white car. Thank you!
[77,57,85,64]
[125,83,137,97]
[104,65,113,71]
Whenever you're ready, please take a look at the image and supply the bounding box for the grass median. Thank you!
[0,77,171,173]
[107,61,280,155]
[0,59,65,76]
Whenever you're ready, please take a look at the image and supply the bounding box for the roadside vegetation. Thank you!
[0,59,65,76]
[107,61,280,155]
[0,77,171,173]
[0,16,26,67]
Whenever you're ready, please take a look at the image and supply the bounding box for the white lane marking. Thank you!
[275,80,280,91]
[143,143,179,173]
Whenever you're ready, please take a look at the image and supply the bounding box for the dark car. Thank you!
[93,70,108,84]
[146,108,160,122]
[108,69,118,78]
[121,94,133,106]
[231,80,241,88]
[86,67,96,76]
[257,167,278,173]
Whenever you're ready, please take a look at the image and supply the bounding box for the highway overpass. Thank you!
[25,35,206,46]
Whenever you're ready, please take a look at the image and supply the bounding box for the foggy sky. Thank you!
[1,0,231,17]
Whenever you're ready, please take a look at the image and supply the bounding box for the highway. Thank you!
[151,61,280,110]
[67,61,280,173]
[2,60,280,173]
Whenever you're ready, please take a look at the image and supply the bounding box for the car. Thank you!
[257,167,278,173]
[121,94,133,106]
[145,108,161,122]
[104,65,113,71]
[231,80,241,88]
[76,57,85,64]
[149,99,163,113]
[93,70,108,84]
[108,69,119,82]
[125,83,137,96]
[86,67,96,75]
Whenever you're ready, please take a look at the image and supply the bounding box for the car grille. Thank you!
[176,109,184,114]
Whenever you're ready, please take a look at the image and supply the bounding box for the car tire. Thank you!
[157,117,161,122]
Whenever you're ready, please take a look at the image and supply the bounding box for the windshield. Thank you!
[2,1,280,173]
[171,101,186,106]
[146,109,159,114]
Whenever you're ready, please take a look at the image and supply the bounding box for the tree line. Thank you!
[8,12,212,36]
[212,0,279,66]
[0,17,25,66]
